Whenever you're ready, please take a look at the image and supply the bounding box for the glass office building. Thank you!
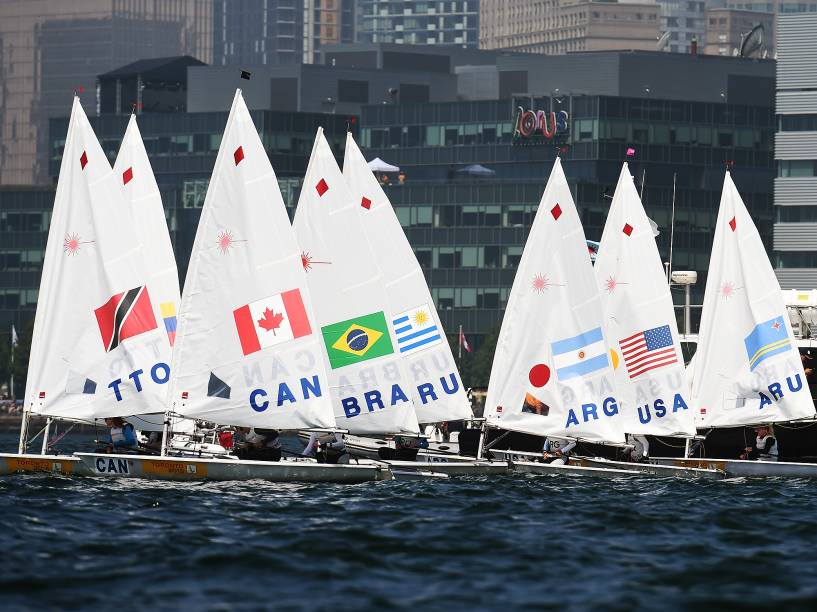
[360,95,775,347]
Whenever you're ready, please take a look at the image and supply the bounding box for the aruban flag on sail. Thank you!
[94,286,158,352]
[619,324,678,379]
[744,315,791,371]
[551,327,609,381]
[233,288,312,356]
[391,303,442,355]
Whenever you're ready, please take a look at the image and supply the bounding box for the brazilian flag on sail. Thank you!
[321,311,394,369]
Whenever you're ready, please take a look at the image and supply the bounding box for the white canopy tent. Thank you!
[367,157,399,172]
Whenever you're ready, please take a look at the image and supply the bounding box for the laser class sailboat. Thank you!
[338,133,503,474]
[1,99,176,476]
[74,91,388,482]
[654,171,817,477]
[484,158,721,479]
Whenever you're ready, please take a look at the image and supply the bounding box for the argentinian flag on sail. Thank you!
[551,327,609,380]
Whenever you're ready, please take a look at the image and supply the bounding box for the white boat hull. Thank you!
[511,460,639,478]
[383,459,509,476]
[75,453,392,483]
[652,456,817,478]
[0,452,91,477]
[575,457,724,480]
[299,432,465,462]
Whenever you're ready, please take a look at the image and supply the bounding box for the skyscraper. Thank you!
[0,0,212,186]
[773,13,817,288]
[357,0,479,47]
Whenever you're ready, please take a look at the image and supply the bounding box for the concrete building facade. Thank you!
[656,0,707,54]
[0,0,213,187]
[704,7,774,57]
[356,0,479,47]
[479,0,661,55]
[773,13,817,288]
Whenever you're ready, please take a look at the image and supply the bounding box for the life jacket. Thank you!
[756,434,778,460]
[111,424,136,447]
[543,437,573,455]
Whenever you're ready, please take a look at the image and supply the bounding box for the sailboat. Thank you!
[1,99,176,476]
[339,132,475,460]
[483,159,722,479]
[654,171,817,477]
[482,157,631,474]
[73,91,389,482]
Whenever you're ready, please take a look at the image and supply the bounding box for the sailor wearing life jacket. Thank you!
[543,437,576,465]
[741,424,779,462]
[104,417,138,453]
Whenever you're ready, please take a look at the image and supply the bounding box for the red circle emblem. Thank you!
[528,364,551,388]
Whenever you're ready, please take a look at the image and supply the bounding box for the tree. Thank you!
[469,327,500,388]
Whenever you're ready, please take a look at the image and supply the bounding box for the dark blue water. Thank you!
[3,432,817,611]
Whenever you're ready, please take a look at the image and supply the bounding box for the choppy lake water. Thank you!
[2,432,817,611]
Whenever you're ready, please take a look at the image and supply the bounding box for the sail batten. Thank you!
[485,158,625,443]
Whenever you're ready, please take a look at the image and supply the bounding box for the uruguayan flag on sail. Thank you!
[551,327,609,381]
[391,303,443,356]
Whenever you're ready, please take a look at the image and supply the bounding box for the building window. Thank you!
[778,160,817,177]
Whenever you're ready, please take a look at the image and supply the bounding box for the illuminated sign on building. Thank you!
[513,107,570,141]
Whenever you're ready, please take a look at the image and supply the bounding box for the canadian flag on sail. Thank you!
[233,288,312,355]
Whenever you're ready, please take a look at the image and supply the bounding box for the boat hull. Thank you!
[383,459,509,476]
[75,453,392,482]
[651,456,817,478]
[511,460,639,478]
[0,453,91,477]
[575,457,724,480]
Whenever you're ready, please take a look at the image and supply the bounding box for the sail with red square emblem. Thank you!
[24,98,171,421]
[167,90,335,430]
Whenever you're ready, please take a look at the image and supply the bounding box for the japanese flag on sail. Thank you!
[233,289,312,355]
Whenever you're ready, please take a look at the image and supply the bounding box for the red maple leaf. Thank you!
[258,307,285,334]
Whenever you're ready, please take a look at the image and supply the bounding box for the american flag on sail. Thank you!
[619,325,678,379]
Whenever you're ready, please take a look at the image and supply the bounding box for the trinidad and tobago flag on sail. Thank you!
[94,286,158,352]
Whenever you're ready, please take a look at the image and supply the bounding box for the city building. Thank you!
[356,0,479,47]
[0,0,212,186]
[704,8,774,57]
[656,0,707,55]
[212,0,355,66]
[479,0,661,55]
[773,13,817,288]
[0,48,777,351]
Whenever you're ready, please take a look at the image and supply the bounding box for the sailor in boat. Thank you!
[740,424,779,462]
[622,434,650,462]
[542,437,576,465]
[302,432,350,464]
[234,427,282,462]
[102,417,138,454]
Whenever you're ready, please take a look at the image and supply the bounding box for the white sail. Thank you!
[25,98,170,420]
[594,163,695,436]
[691,171,814,427]
[485,158,625,443]
[113,114,181,396]
[342,133,472,425]
[292,129,420,435]
[168,90,336,430]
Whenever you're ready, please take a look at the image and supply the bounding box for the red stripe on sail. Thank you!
[626,346,675,370]
[629,355,678,378]
[281,289,311,339]
[620,330,642,344]
[118,287,158,344]
[233,304,261,355]
[94,291,124,350]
